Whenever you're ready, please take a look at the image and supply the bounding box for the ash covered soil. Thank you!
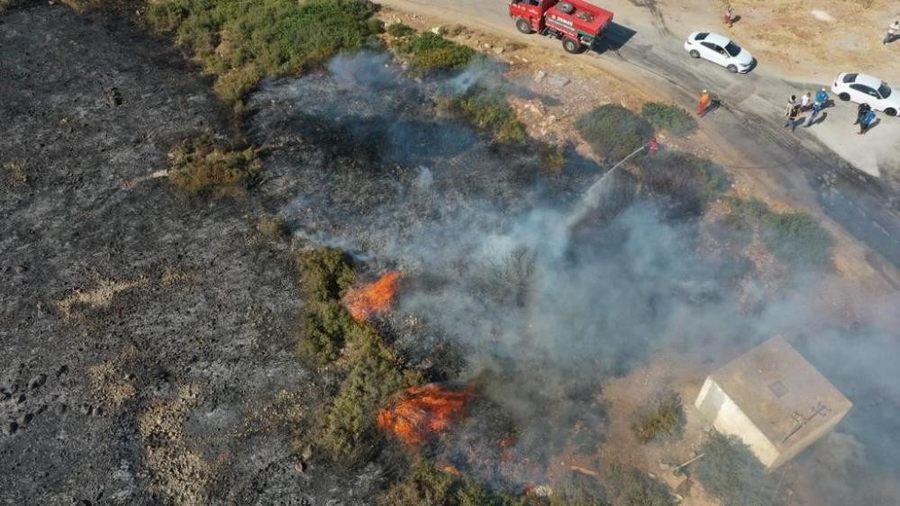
[0,5,380,504]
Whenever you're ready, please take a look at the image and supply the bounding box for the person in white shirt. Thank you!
[885,20,899,45]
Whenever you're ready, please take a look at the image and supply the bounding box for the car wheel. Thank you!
[689,49,700,58]
[839,92,850,101]
[515,19,533,34]
[562,38,583,54]
[886,108,898,117]
[727,64,738,73]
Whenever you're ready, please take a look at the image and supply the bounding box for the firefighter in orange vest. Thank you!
[698,89,711,116]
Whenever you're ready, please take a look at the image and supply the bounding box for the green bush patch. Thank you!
[695,432,785,506]
[724,198,832,268]
[632,391,685,443]
[577,104,654,161]
[377,460,527,506]
[387,22,416,38]
[147,0,381,103]
[166,137,260,197]
[641,102,697,136]
[448,88,527,144]
[635,150,729,215]
[399,32,476,74]
[607,465,674,506]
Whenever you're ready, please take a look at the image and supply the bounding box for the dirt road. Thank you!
[379,0,900,274]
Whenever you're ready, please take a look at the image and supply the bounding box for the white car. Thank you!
[684,32,755,73]
[831,73,898,117]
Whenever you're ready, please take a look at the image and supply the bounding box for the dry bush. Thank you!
[166,137,260,197]
[54,277,146,319]
[695,432,785,506]
[577,104,654,161]
[138,384,211,505]
[631,390,685,443]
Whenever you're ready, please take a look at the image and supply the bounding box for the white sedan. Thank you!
[831,73,899,117]
[684,32,755,73]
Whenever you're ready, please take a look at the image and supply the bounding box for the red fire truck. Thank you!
[509,0,614,54]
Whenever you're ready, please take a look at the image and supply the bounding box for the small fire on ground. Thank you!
[343,271,401,322]
[377,384,475,445]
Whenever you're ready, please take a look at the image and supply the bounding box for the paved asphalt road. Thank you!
[380,0,900,275]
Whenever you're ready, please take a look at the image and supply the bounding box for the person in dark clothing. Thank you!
[859,110,876,135]
[855,103,872,126]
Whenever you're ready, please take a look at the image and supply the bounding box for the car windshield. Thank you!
[724,42,741,57]
[879,82,891,98]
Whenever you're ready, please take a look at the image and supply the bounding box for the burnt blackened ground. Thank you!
[0,5,380,505]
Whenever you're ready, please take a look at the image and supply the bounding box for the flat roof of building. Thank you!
[709,337,852,449]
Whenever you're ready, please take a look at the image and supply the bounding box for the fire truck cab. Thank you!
[509,0,614,53]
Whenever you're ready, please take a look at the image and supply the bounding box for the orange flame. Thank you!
[343,271,401,322]
[377,384,474,445]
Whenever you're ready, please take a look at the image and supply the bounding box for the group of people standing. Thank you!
[783,89,829,131]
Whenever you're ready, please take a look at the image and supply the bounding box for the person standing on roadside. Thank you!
[800,92,812,111]
[723,5,735,28]
[698,89,711,116]
[804,100,825,127]
[859,109,876,134]
[884,21,899,45]
[855,102,872,126]
[815,88,829,108]
[784,95,800,130]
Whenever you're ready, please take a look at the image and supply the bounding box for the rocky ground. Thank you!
[0,5,384,504]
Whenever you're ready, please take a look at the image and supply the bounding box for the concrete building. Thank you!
[694,337,852,470]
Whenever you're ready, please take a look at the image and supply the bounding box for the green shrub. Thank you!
[295,248,356,304]
[147,0,380,102]
[538,142,567,172]
[606,465,674,506]
[634,150,729,215]
[377,460,528,506]
[695,432,785,506]
[166,137,260,197]
[641,102,697,136]
[761,211,832,267]
[577,104,654,161]
[632,391,685,443]
[450,89,527,144]
[318,324,420,463]
[399,32,476,73]
[387,22,416,38]
[724,198,832,268]
[294,248,357,365]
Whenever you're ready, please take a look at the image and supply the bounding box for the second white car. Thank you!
[684,32,755,73]
[831,73,898,116]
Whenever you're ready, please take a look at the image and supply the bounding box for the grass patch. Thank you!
[634,150,729,216]
[606,465,674,506]
[398,31,476,74]
[632,391,685,443]
[377,460,527,506]
[293,248,423,464]
[146,0,381,103]
[695,432,785,506]
[448,88,527,144]
[387,22,416,38]
[538,142,567,172]
[551,472,609,506]
[724,198,832,268]
[294,248,356,365]
[166,137,260,197]
[577,104,654,161]
[641,102,697,136]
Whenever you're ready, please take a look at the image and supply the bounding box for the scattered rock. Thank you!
[658,461,671,471]
[546,74,570,88]
[534,70,547,83]
[28,373,47,390]
[429,26,442,35]
[492,47,505,54]
[4,421,18,436]
[482,43,492,50]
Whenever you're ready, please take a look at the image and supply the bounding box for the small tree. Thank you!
[695,432,785,506]
[577,104,654,161]
[632,390,686,443]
